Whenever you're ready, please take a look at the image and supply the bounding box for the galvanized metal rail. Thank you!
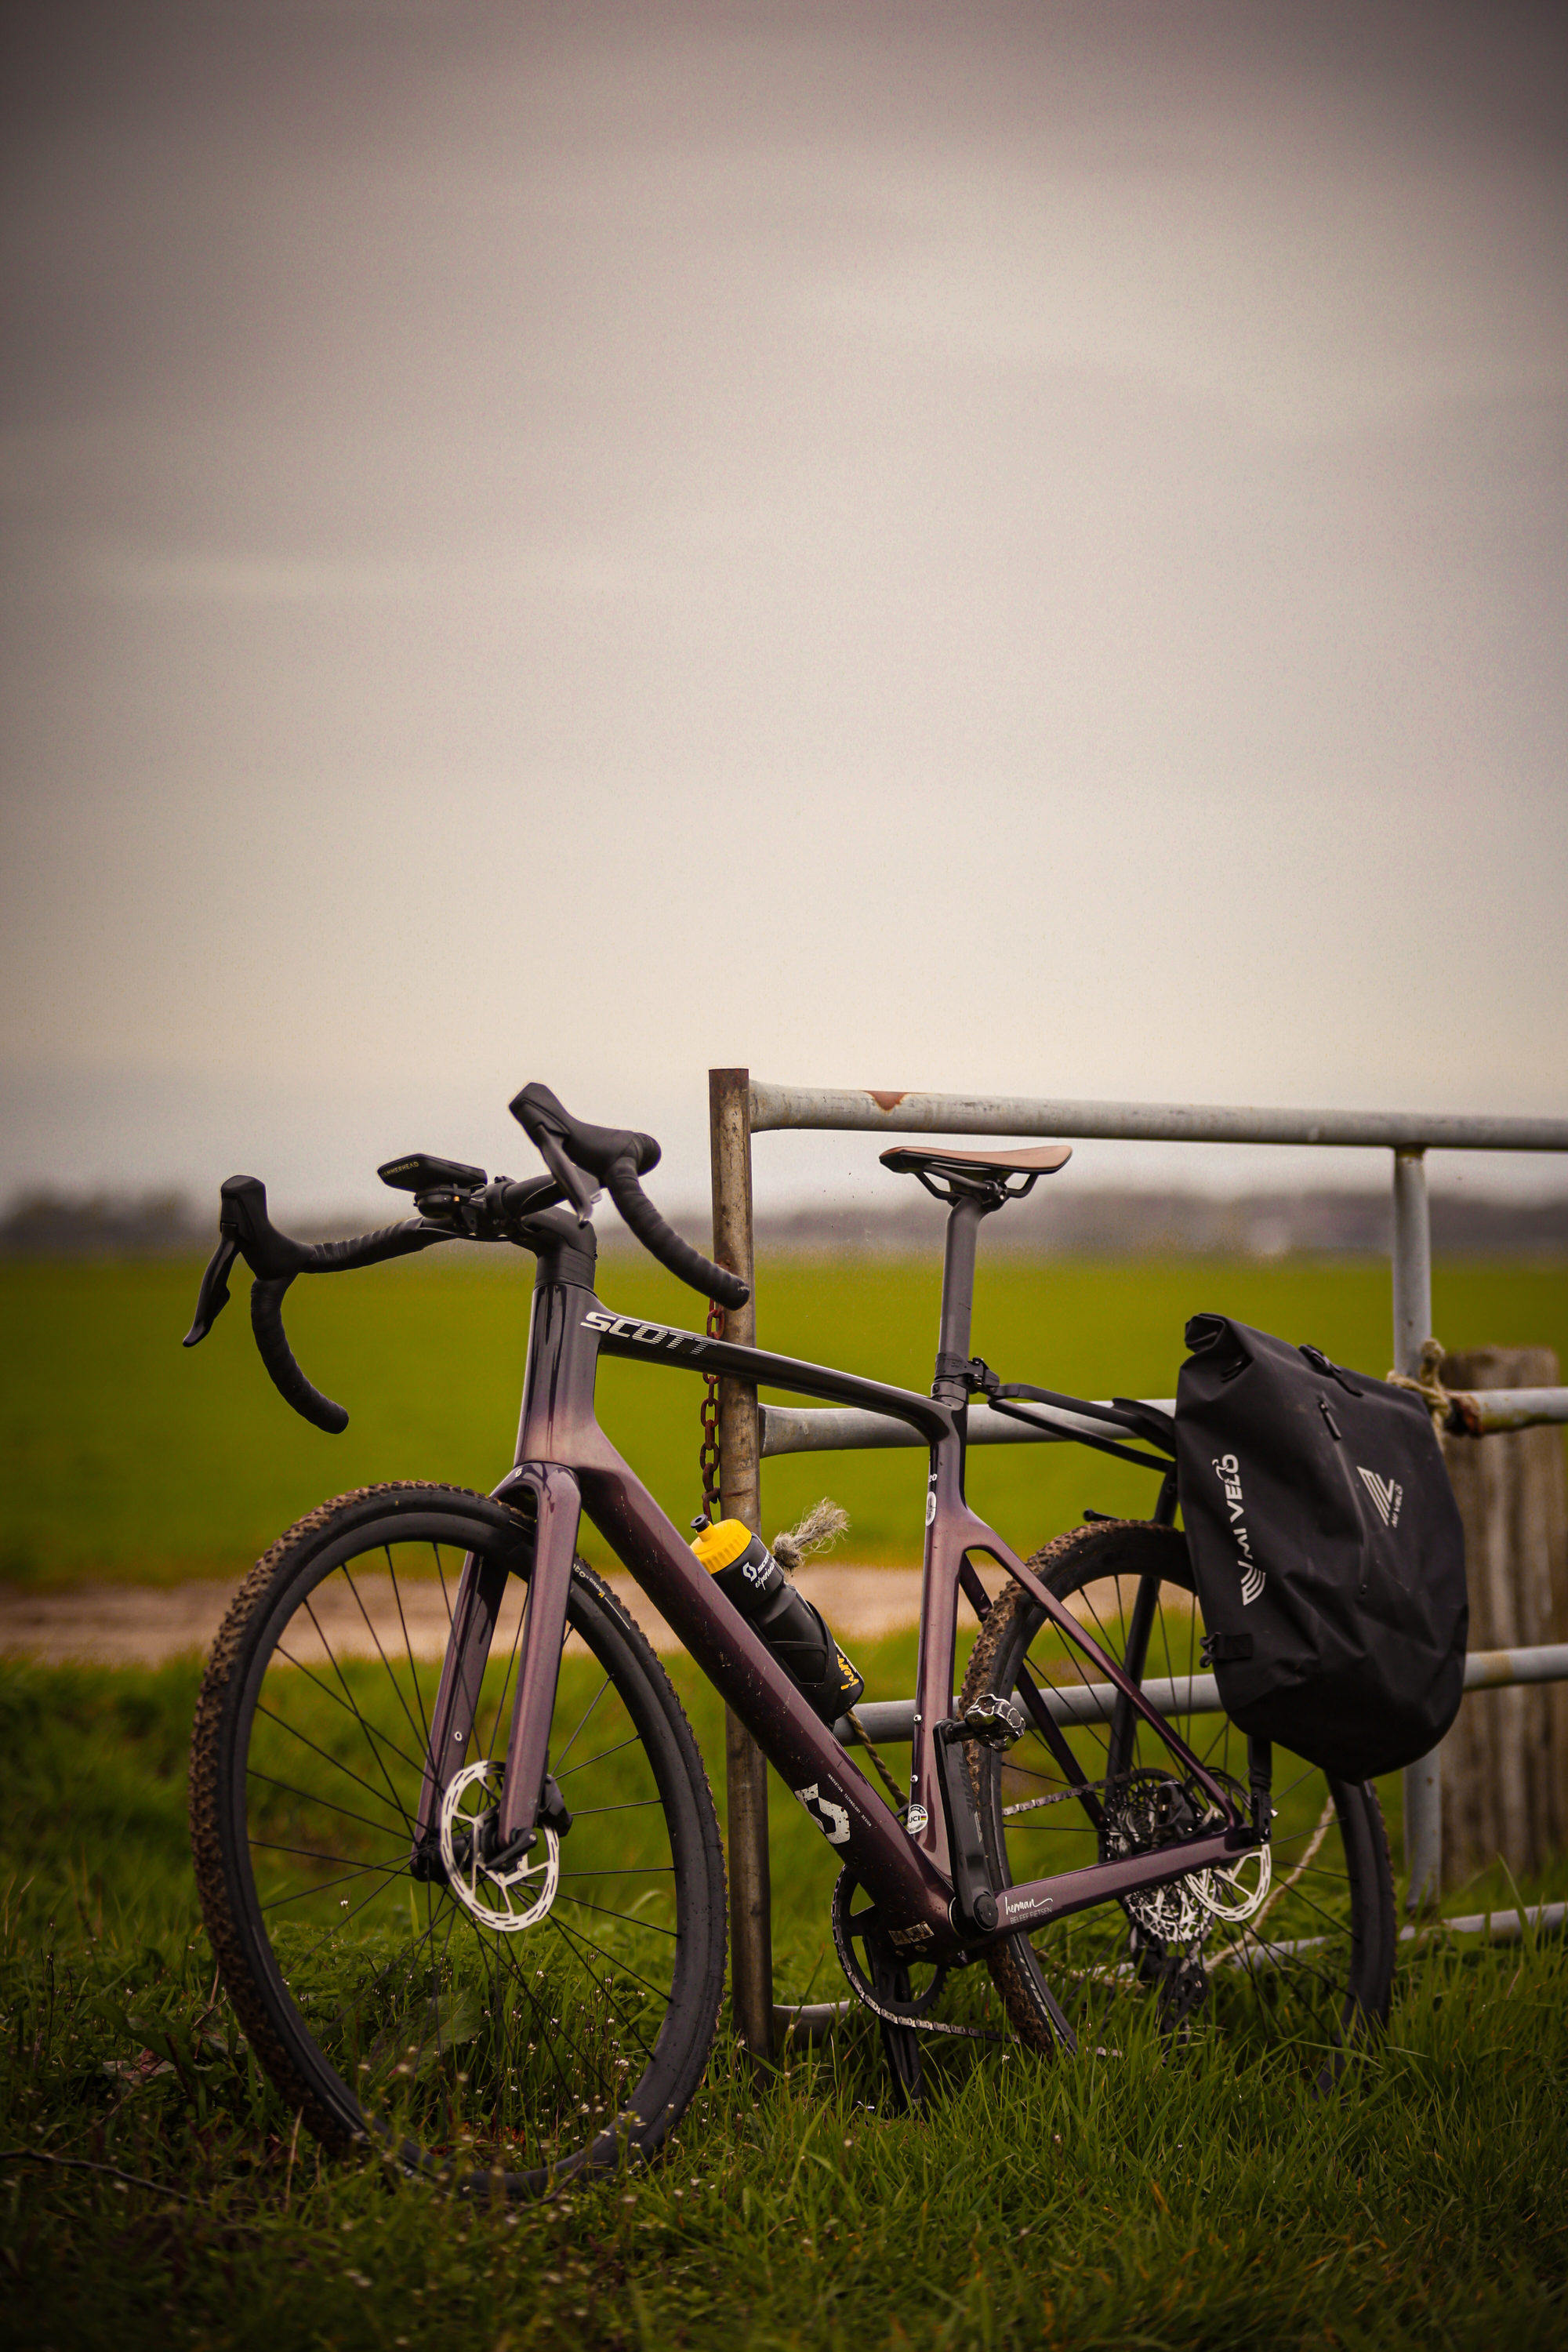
[759,1390,1568,1458]
[832,1644,1568,1748]
[750,1083,1568,1155]
[708,1069,1568,2060]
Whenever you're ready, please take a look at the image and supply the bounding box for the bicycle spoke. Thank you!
[554,1891,679,1939]
[550,1671,613,1779]
[245,1764,409,1843]
[271,1640,427,1781]
[251,1711,416,1831]
[260,1859,407,1915]
[386,1546,437,1769]
[298,1599,416,1828]
[558,1864,675,1879]
[249,1835,406,1871]
[542,1914,664,2061]
[339,1561,433,1762]
[554,1730,643,1784]
[566,1797,665,1820]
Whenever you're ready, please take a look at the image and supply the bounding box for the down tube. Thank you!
[574,1453,960,1951]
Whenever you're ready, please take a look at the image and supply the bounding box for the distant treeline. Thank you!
[5,1185,1567,1258]
[0,1190,212,1255]
[742,1187,1568,1259]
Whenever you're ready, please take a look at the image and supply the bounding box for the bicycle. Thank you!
[183,1082,1396,2196]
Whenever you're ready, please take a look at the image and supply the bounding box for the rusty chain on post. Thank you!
[699,1299,724,1515]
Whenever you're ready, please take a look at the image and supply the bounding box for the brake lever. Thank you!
[182,1173,303,1341]
[531,1127,600,1227]
[183,1233,241,1347]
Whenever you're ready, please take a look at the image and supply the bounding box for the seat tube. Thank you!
[497,1462,583,1846]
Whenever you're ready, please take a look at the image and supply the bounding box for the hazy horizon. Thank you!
[4,1,1565,1223]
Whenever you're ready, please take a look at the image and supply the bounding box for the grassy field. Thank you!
[2,1250,1566,2344]
[2,1646,1566,2350]
[2,1250,1565,1584]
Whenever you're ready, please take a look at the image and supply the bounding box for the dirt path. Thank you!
[0,1566,935,1668]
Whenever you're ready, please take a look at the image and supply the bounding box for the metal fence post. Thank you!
[1392,1149,1433,1381]
[708,1066,774,2062]
[1393,1146,1443,1911]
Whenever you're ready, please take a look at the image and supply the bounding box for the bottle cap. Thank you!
[689,1518,755,1576]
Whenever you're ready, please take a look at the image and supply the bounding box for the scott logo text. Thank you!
[582,1310,713,1354]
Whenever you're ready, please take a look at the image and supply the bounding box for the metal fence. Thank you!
[706,1071,1568,2060]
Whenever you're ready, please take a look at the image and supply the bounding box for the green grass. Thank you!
[3,1251,1566,1584]
[4,1251,1566,2339]
[2,1651,1566,2348]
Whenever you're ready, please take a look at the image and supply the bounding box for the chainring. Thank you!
[829,1871,1003,2041]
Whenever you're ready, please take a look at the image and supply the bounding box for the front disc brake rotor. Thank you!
[437,1759,560,1933]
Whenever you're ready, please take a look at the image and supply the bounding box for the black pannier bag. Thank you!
[1174,1314,1467,1784]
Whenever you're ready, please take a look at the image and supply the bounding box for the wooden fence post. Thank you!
[1439,1346,1568,1889]
[708,1067,774,2063]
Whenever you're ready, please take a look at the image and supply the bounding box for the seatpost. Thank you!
[931,1192,994,1410]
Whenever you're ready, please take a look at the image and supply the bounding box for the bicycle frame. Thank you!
[414,1238,1258,1968]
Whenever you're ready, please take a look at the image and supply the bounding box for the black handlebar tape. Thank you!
[250,1275,350,1435]
[300,1223,449,1274]
[220,1175,448,1283]
[604,1156,750,1310]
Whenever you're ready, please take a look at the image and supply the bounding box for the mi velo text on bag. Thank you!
[1174,1315,1467,1784]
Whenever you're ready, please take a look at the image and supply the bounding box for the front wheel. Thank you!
[960,1521,1396,2089]
[190,1483,727,2194]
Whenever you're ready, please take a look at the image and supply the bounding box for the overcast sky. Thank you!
[2,0,1565,1220]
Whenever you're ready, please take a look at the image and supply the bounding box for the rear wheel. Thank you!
[191,1483,727,2194]
[960,1520,1396,2088]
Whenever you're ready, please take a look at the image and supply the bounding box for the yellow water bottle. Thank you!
[690,1517,864,1726]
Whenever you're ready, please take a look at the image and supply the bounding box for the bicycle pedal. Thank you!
[962,1694,1027,1750]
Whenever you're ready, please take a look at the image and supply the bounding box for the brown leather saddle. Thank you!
[880,1141,1071,1202]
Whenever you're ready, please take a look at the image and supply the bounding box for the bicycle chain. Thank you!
[699,1299,724,1515]
[1000,1777,1109,1819]
[833,1766,1250,2037]
[829,1875,1007,2042]
[831,1773,1175,2039]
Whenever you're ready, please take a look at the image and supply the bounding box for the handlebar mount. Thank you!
[182,1083,750,1432]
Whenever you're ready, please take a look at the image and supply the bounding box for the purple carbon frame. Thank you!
[409,1249,1258,1969]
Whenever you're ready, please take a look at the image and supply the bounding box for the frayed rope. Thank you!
[1386,1335,1455,1435]
[769,1496,849,1575]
